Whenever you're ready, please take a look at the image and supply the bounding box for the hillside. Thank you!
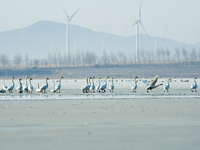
[0,21,197,61]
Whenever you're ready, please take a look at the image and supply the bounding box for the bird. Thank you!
[164,78,171,92]
[90,77,95,93]
[191,77,198,92]
[28,78,34,93]
[55,76,64,93]
[81,77,91,93]
[2,78,7,90]
[17,78,23,93]
[36,83,41,93]
[51,81,56,93]
[0,87,6,93]
[99,76,109,93]
[40,78,50,93]
[7,77,15,93]
[23,76,29,93]
[131,76,138,92]
[96,77,101,92]
[109,77,114,92]
[142,75,163,93]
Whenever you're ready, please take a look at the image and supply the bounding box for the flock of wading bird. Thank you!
[0,75,198,94]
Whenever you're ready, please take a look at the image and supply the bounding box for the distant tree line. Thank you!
[0,47,200,69]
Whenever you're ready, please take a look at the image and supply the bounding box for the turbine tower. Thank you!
[131,0,149,62]
[161,25,169,49]
[195,28,200,49]
[62,7,79,59]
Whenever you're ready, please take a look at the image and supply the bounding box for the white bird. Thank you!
[90,77,95,93]
[142,75,163,93]
[99,76,109,93]
[131,76,138,92]
[17,78,23,93]
[55,76,64,93]
[40,78,50,93]
[2,78,7,90]
[109,77,114,92]
[191,77,198,92]
[81,77,91,93]
[51,81,56,93]
[36,83,41,93]
[96,77,101,92]
[7,77,15,93]
[23,76,29,93]
[0,87,6,93]
[164,78,171,92]
[28,78,34,93]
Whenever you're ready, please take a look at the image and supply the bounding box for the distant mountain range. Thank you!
[0,20,198,60]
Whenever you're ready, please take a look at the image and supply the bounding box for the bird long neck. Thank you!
[59,78,62,85]
[19,80,22,85]
[3,78,5,86]
[29,79,32,86]
[86,78,88,85]
[156,84,163,88]
[134,78,137,85]
[89,78,91,85]
[12,78,14,85]
[46,79,48,86]
[37,83,39,89]
[105,78,108,86]
[112,78,113,85]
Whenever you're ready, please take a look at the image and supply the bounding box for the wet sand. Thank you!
[0,98,200,150]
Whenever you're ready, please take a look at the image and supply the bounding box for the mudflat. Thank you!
[0,98,200,150]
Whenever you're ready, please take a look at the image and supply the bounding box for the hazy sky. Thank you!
[0,0,200,44]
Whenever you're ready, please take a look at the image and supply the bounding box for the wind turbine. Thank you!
[62,7,79,59]
[102,24,107,57]
[132,0,149,62]
[161,25,169,49]
[195,27,200,49]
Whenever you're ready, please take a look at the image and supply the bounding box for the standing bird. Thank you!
[164,78,171,92]
[23,76,29,93]
[191,77,198,92]
[2,78,7,90]
[99,76,109,93]
[90,77,95,93]
[142,75,163,93]
[7,77,15,93]
[28,78,34,93]
[36,83,41,93]
[131,76,138,92]
[96,77,101,92]
[0,87,6,93]
[81,77,91,93]
[17,78,23,93]
[109,77,114,92]
[55,76,64,93]
[40,78,50,93]
[51,81,56,93]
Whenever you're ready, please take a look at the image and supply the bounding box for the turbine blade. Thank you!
[131,20,139,27]
[140,21,150,39]
[139,0,142,19]
[71,9,79,19]
[62,6,70,20]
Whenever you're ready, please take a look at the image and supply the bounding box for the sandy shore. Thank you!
[0,98,200,150]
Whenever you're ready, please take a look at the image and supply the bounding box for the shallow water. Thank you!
[0,78,199,100]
